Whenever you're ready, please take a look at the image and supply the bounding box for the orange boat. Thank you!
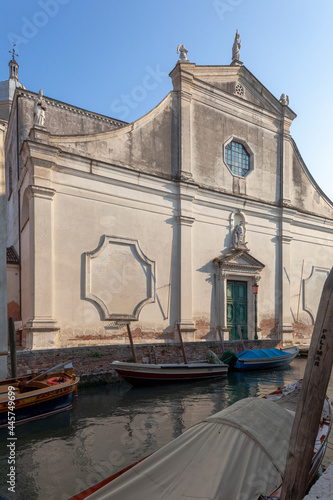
[0,360,79,427]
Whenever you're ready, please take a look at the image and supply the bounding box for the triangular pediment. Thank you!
[213,249,265,274]
[180,64,296,120]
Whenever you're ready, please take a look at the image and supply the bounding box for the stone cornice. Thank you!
[16,89,127,128]
[176,215,195,226]
[18,139,333,224]
[277,235,293,244]
[26,185,56,200]
[20,139,60,169]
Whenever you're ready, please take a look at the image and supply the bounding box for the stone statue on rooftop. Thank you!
[279,94,289,106]
[177,44,188,62]
[34,89,46,127]
[232,30,241,63]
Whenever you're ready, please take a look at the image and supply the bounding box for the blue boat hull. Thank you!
[233,347,299,372]
[0,390,76,427]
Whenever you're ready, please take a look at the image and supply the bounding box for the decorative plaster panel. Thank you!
[85,236,155,321]
[304,266,330,323]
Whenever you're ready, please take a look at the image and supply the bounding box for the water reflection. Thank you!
[1,357,332,500]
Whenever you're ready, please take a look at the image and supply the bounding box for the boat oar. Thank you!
[177,323,188,364]
[24,358,72,385]
[280,267,333,500]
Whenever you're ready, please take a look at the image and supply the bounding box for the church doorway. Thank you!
[227,280,248,340]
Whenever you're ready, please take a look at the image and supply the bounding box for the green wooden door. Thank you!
[227,281,248,340]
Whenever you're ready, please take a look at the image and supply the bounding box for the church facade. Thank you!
[2,42,333,350]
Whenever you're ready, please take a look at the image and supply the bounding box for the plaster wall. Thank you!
[288,141,333,218]
[47,166,177,347]
[191,99,279,204]
[49,94,175,178]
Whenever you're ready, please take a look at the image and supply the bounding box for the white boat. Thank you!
[111,360,228,385]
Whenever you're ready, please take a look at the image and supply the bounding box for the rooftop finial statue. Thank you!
[177,44,188,62]
[279,94,289,106]
[232,30,241,63]
[33,89,46,127]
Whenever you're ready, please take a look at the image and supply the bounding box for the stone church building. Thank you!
[1,40,333,351]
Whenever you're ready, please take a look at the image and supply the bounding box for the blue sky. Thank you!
[1,0,333,201]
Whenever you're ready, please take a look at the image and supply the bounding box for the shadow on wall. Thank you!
[196,260,219,340]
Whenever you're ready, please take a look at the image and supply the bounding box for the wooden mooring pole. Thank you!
[280,267,333,500]
[237,325,246,351]
[218,326,224,355]
[8,317,17,378]
[177,323,188,364]
[126,323,138,363]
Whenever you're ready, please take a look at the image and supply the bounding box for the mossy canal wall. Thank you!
[7,339,282,385]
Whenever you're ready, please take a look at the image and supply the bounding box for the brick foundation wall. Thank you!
[7,339,281,382]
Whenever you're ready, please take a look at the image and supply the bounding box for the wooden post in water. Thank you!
[237,325,246,351]
[8,317,17,378]
[280,267,333,500]
[218,326,224,355]
[126,323,138,363]
[177,323,188,364]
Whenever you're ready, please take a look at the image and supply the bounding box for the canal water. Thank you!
[1,357,333,500]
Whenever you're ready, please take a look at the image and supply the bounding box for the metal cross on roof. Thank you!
[9,43,18,60]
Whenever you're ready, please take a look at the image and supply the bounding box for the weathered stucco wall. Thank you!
[191,100,280,204]
[16,91,126,139]
[48,94,175,178]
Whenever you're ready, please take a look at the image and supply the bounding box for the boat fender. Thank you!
[47,376,67,386]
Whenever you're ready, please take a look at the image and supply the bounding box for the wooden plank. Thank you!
[176,323,188,364]
[126,323,138,363]
[280,267,333,500]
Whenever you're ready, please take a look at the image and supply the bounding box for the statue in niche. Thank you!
[177,44,188,61]
[33,89,46,127]
[232,220,248,249]
[232,30,241,63]
[279,93,289,106]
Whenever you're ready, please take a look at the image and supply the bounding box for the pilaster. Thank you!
[277,223,294,344]
[218,271,229,341]
[175,182,197,340]
[24,184,59,349]
[278,105,296,345]
[170,62,195,181]
[280,109,293,206]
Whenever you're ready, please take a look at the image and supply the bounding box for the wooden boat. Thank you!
[111,360,228,385]
[68,380,332,500]
[0,360,79,428]
[222,345,299,371]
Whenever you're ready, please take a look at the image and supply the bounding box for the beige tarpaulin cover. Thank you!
[88,397,294,500]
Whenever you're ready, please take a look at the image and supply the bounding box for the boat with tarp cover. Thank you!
[68,380,331,500]
[222,345,299,371]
